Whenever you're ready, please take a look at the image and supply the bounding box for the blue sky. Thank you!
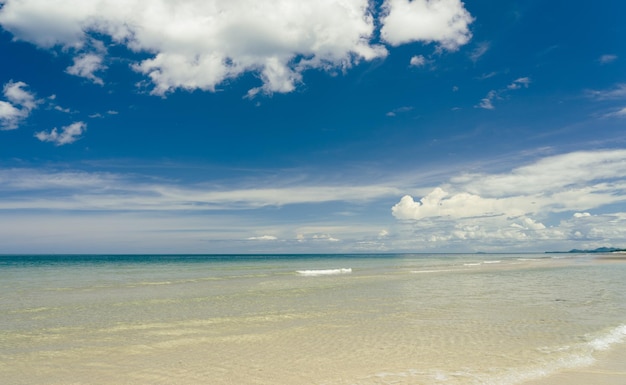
[1,0,626,254]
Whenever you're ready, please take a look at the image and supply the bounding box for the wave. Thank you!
[588,323,626,351]
[296,268,352,276]
[411,269,456,274]
[364,324,626,385]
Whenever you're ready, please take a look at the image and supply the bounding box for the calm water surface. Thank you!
[1,253,625,384]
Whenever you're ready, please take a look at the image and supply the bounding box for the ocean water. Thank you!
[1,253,625,385]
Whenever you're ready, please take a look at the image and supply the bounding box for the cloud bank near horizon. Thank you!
[392,150,626,250]
[0,0,474,96]
[1,149,626,252]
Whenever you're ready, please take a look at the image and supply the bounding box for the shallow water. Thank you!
[1,253,625,384]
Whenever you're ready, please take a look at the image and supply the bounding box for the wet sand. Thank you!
[523,344,626,385]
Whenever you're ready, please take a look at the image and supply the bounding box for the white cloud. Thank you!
[588,84,626,100]
[477,90,496,110]
[0,81,38,130]
[603,106,626,118]
[0,0,474,95]
[391,149,626,250]
[312,234,340,242]
[66,53,106,85]
[247,235,277,241]
[35,121,86,146]
[454,149,626,197]
[469,41,490,62]
[0,101,24,130]
[476,77,530,109]
[0,167,402,210]
[386,106,414,117]
[380,0,473,50]
[0,0,389,95]
[54,105,73,114]
[409,55,426,67]
[507,77,531,90]
[599,54,617,64]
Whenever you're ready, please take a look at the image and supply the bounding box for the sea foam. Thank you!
[588,324,626,351]
[296,268,352,276]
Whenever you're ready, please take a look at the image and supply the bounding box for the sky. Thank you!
[1,0,626,254]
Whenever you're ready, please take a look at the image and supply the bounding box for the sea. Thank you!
[1,253,625,385]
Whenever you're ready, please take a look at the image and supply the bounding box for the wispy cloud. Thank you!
[603,106,626,119]
[507,77,531,90]
[0,167,402,211]
[476,77,531,110]
[386,106,414,117]
[588,83,626,100]
[469,41,490,62]
[598,54,617,64]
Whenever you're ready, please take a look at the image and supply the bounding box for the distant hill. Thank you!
[547,247,626,253]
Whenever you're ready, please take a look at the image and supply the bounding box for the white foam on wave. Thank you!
[483,260,502,264]
[411,269,455,274]
[296,268,352,277]
[364,324,626,385]
[588,324,626,351]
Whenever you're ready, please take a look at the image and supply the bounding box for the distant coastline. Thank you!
[547,247,626,254]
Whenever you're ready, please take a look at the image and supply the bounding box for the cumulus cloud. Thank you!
[312,234,340,242]
[392,149,626,249]
[477,90,497,110]
[0,81,38,130]
[66,53,106,85]
[380,0,473,50]
[35,121,86,146]
[392,188,526,220]
[0,0,473,96]
[409,55,426,67]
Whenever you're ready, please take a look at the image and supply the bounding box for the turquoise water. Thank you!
[1,253,625,384]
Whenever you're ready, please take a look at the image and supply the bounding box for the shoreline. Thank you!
[522,343,626,385]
